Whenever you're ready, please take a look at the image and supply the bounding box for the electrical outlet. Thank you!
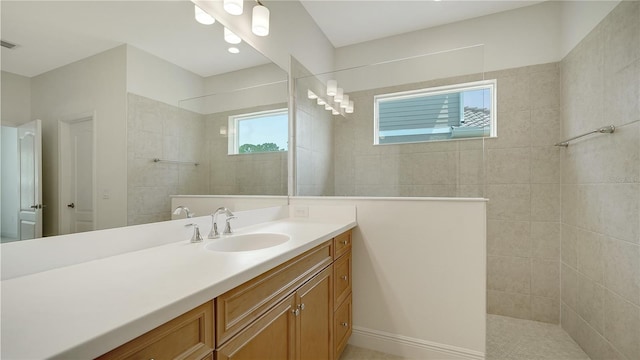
[293,206,309,218]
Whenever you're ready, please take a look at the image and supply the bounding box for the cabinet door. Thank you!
[216,294,296,360]
[297,265,334,360]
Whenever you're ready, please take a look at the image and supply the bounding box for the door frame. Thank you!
[58,111,97,234]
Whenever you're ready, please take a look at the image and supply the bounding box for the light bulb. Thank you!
[224,27,241,44]
[228,47,240,54]
[224,0,243,15]
[334,88,344,103]
[327,80,337,96]
[346,100,354,114]
[194,5,215,25]
[252,4,270,36]
[340,94,349,108]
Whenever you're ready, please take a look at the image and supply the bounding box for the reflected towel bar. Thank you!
[152,158,199,166]
[555,125,615,147]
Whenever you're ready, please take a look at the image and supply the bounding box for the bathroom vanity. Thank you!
[97,230,353,360]
[0,206,356,359]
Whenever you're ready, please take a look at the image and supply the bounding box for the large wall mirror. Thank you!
[1,0,288,243]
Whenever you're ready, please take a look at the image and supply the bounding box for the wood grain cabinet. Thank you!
[98,229,353,360]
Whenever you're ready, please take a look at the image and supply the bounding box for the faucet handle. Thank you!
[185,223,203,243]
[223,216,237,235]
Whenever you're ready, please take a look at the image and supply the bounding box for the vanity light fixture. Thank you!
[327,80,337,96]
[334,88,344,103]
[307,90,318,99]
[194,5,215,25]
[324,104,332,110]
[346,100,354,114]
[224,27,242,44]
[224,0,243,15]
[340,94,350,108]
[332,109,340,115]
[252,1,270,36]
[228,47,240,54]
[317,98,326,105]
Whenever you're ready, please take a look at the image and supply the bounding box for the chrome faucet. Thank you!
[173,206,193,218]
[209,207,236,239]
[185,223,204,243]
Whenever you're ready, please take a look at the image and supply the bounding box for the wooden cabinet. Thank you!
[99,229,353,360]
[96,301,213,360]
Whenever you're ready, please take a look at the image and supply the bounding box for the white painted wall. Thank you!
[290,197,487,359]
[192,0,335,75]
[1,71,31,126]
[30,45,127,235]
[126,45,205,112]
[1,126,19,239]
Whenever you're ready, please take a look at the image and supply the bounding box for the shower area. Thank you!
[294,2,639,359]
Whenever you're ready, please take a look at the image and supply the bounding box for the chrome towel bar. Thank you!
[555,125,615,147]
[152,158,199,166]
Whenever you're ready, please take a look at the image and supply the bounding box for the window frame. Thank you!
[373,79,497,145]
[227,108,289,155]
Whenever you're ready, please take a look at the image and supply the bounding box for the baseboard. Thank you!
[350,326,485,360]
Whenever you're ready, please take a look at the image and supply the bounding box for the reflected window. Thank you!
[228,109,288,154]
[374,80,496,145]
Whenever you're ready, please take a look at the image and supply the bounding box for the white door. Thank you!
[61,118,94,234]
[17,120,43,240]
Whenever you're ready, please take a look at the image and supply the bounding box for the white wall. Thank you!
[192,0,335,76]
[126,45,205,112]
[31,45,128,235]
[290,197,487,359]
[1,126,19,239]
[1,71,31,126]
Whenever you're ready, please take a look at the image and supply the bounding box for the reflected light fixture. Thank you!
[340,94,349,108]
[194,5,215,25]
[317,98,326,105]
[346,100,354,114]
[224,0,243,15]
[334,88,344,103]
[307,90,318,99]
[224,27,242,44]
[327,80,337,96]
[332,109,340,115]
[228,47,240,54]
[324,104,332,110]
[252,1,270,36]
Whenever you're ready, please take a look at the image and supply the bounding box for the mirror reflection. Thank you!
[1,1,288,243]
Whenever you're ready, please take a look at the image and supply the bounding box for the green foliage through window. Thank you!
[238,142,284,153]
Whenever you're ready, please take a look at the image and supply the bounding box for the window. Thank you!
[374,80,496,145]
[228,108,288,155]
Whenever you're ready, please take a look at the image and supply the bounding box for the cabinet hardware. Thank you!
[292,308,300,316]
[340,240,348,245]
[341,322,348,327]
[341,275,348,281]
[298,303,305,311]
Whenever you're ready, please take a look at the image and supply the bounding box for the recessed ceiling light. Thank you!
[224,27,242,44]
[228,47,240,54]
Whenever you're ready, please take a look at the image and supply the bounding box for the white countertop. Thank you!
[1,217,356,359]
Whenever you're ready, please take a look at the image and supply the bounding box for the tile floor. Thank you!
[340,315,590,360]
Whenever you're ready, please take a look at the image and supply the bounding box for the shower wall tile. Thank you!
[486,147,531,184]
[487,220,531,258]
[561,2,640,359]
[488,255,531,295]
[532,296,560,324]
[531,146,560,184]
[531,221,560,260]
[531,108,561,146]
[531,259,559,299]
[531,183,561,222]
[486,184,531,221]
[487,290,532,320]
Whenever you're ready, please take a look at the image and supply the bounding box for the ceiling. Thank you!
[0,0,270,78]
[300,0,544,48]
[1,0,543,79]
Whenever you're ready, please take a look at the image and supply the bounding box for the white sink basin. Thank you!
[205,233,290,252]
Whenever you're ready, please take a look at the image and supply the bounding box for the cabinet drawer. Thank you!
[97,301,213,360]
[334,231,352,260]
[333,251,352,309]
[216,240,333,345]
[334,293,352,359]
[216,294,296,360]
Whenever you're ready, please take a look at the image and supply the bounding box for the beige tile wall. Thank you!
[204,104,288,196]
[560,2,640,360]
[127,93,208,225]
[330,64,563,323]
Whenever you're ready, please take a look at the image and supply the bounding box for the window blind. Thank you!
[378,93,461,132]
